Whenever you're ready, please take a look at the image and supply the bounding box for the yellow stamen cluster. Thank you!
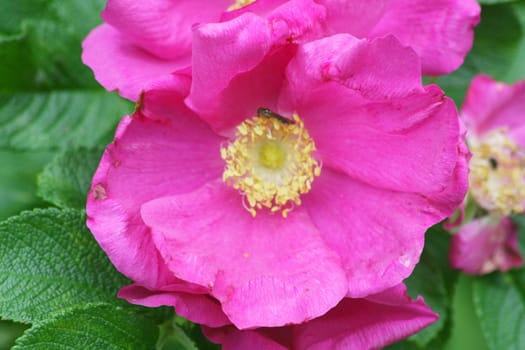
[221,113,321,217]
[469,129,525,215]
[228,0,255,11]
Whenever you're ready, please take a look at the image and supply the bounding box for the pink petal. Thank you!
[187,2,326,132]
[283,35,461,195]
[102,0,232,59]
[140,181,348,329]
[368,0,480,75]
[294,284,438,350]
[223,0,326,43]
[442,127,471,231]
[264,0,326,43]
[82,24,189,101]
[284,35,423,102]
[221,0,290,20]
[186,13,274,131]
[450,216,523,274]
[315,0,389,37]
[138,72,192,122]
[462,74,525,138]
[86,108,224,288]
[307,89,459,195]
[304,168,451,297]
[118,284,231,327]
[204,327,290,350]
[204,284,438,350]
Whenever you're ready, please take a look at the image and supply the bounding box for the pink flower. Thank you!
[87,31,467,329]
[203,284,438,350]
[450,216,522,274]
[449,75,525,274]
[82,0,479,100]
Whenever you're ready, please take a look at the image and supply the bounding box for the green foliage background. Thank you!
[1,0,525,349]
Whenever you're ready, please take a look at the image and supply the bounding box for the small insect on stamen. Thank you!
[257,107,295,125]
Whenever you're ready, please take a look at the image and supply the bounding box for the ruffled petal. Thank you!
[187,2,326,132]
[294,284,438,349]
[304,168,450,297]
[102,0,232,59]
[462,74,525,138]
[186,13,274,131]
[283,35,462,196]
[203,284,437,350]
[307,89,458,195]
[82,24,189,101]
[450,216,523,274]
[140,181,348,329]
[315,0,388,37]
[222,0,285,18]
[368,0,480,75]
[224,0,326,42]
[204,327,290,350]
[118,284,231,327]
[138,72,192,122]
[284,34,423,103]
[264,0,326,43]
[86,107,224,288]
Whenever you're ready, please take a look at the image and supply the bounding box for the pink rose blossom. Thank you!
[203,284,438,350]
[449,75,525,274]
[82,0,479,100]
[87,28,467,330]
[450,216,522,274]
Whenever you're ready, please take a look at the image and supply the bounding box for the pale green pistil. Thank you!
[258,142,286,170]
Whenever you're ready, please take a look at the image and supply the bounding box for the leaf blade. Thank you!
[12,303,158,350]
[0,208,128,323]
[0,91,130,150]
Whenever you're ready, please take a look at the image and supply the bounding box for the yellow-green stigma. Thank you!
[469,129,525,215]
[258,143,286,170]
[228,0,255,10]
[220,112,321,217]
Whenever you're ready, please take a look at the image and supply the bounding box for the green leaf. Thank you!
[37,148,103,209]
[0,320,28,350]
[12,303,158,350]
[0,208,129,323]
[511,214,525,258]
[0,0,108,91]
[0,0,47,35]
[403,225,458,348]
[473,271,525,350]
[0,91,130,150]
[0,1,131,176]
[0,150,52,221]
[435,2,525,105]
[0,32,37,91]
[477,0,521,4]
[158,319,198,350]
[167,316,220,350]
[504,2,525,81]
[446,275,489,350]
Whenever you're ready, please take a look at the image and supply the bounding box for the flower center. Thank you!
[259,142,286,170]
[469,129,525,215]
[228,0,255,11]
[220,110,321,217]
